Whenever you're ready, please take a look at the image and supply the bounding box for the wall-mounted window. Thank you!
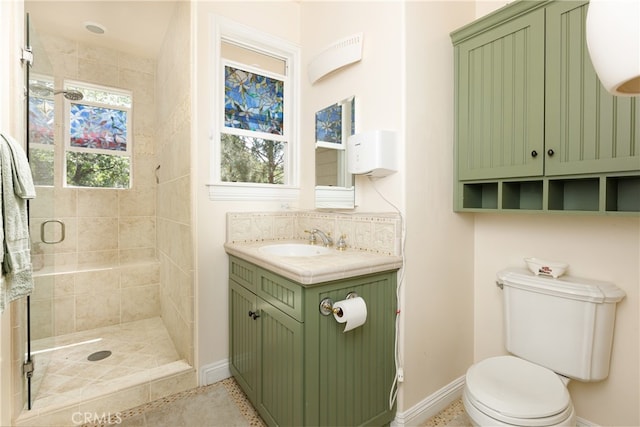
[222,63,285,184]
[64,81,132,189]
[209,16,300,201]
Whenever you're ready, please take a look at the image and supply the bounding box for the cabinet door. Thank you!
[229,280,258,403]
[256,299,304,427]
[305,273,398,426]
[545,1,640,176]
[456,8,545,180]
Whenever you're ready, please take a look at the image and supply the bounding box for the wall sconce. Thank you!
[586,0,640,96]
[308,33,363,84]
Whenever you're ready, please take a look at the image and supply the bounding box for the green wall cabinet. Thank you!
[451,0,640,214]
[228,256,398,426]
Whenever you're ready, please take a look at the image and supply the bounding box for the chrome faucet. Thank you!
[310,229,333,247]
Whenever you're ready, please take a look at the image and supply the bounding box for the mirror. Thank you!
[315,96,355,208]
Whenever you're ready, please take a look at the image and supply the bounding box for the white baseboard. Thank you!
[199,359,232,386]
[392,375,465,427]
[576,417,599,427]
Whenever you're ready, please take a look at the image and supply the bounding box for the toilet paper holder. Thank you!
[319,292,359,317]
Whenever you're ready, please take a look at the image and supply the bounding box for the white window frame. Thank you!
[207,15,300,202]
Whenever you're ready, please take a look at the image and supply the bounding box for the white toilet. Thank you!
[463,268,626,427]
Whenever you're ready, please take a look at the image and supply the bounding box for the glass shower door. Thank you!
[24,13,57,411]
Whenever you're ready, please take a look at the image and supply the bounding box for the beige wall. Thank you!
[301,1,405,212]
[194,0,301,372]
[156,1,194,365]
[402,0,476,412]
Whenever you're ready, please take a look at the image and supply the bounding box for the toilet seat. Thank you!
[464,356,574,426]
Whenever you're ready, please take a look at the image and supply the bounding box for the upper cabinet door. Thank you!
[545,1,640,176]
[456,9,545,180]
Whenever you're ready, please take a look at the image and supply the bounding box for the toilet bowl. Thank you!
[463,356,576,426]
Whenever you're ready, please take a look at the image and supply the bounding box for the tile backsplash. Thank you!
[226,211,402,256]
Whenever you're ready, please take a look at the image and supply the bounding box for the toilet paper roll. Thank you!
[333,296,367,332]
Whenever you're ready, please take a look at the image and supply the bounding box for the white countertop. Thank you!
[224,240,403,286]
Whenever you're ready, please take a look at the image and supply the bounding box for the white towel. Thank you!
[0,132,36,313]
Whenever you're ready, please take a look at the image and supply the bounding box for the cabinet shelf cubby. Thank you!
[548,178,599,212]
[462,182,498,209]
[606,176,640,213]
[503,181,543,210]
[459,174,639,215]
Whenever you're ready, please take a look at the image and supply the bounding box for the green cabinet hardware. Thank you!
[228,256,398,426]
[451,0,640,214]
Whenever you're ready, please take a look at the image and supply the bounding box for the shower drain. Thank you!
[87,350,112,361]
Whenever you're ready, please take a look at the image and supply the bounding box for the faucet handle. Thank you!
[304,229,317,245]
[336,234,347,251]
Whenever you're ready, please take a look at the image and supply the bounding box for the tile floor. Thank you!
[423,398,471,426]
[99,378,264,427]
[27,316,471,426]
[86,376,471,427]
[29,317,182,411]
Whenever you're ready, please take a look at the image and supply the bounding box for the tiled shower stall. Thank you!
[13,2,195,424]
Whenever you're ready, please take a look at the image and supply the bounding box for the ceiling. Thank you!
[25,1,178,58]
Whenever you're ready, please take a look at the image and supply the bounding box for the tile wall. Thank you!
[30,262,160,340]
[25,28,159,340]
[155,1,194,366]
[227,211,403,256]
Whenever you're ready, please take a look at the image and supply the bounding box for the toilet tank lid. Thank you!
[497,268,626,303]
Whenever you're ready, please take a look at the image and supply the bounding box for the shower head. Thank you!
[29,83,84,101]
[58,90,84,101]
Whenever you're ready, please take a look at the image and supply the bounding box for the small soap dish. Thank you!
[524,258,568,278]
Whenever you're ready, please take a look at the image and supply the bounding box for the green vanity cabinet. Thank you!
[228,255,398,426]
[451,0,640,214]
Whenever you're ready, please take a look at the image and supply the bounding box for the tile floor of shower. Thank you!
[18,317,192,425]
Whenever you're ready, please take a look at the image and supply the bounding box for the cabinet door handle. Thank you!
[547,149,555,157]
[531,150,538,158]
[248,310,260,320]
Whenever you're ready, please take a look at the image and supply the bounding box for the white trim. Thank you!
[315,186,355,209]
[390,375,600,427]
[199,359,232,386]
[207,182,300,202]
[391,376,465,427]
[576,416,601,427]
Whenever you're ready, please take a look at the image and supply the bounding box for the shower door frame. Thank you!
[23,12,35,411]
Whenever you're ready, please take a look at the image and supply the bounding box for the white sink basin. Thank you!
[259,243,331,257]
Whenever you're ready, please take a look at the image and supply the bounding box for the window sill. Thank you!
[207,182,300,202]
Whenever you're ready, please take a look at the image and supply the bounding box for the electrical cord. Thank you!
[367,176,406,410]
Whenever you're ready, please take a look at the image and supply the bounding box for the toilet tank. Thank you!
[497,268,626,381]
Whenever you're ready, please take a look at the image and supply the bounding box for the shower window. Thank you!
[28,76,55,185]
[64,82,132,188]
[208,17,300,201]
